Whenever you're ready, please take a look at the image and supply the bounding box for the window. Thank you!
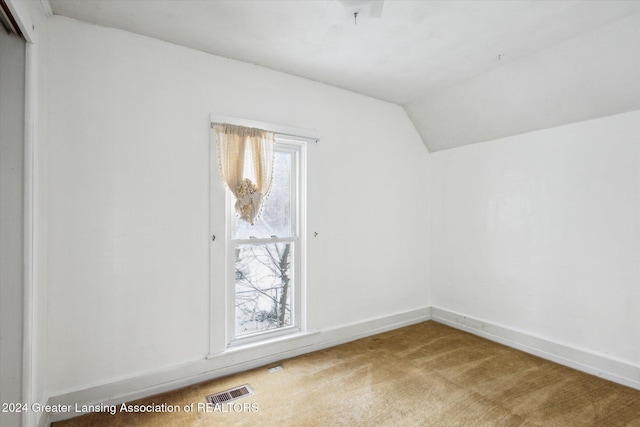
[227,138,305,344]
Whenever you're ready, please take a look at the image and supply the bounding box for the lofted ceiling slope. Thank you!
[49,0,640,151]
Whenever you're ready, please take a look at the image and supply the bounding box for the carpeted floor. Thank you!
[54,321,640,426]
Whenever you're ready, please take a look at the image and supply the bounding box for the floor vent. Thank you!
[206,384,254,405]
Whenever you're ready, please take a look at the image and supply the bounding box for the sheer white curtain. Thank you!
[215,124,275,224]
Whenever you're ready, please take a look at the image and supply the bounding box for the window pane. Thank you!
[235,241,294,337]
[234,151,292,239]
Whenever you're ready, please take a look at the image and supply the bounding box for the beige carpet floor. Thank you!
[54,321,640,426]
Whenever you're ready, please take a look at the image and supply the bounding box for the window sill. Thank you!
[206,329,320,360]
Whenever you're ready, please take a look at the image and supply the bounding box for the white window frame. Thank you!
[208,114,316,355]
[225,137,307,347]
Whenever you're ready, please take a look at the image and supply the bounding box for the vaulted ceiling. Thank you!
[49,0,640,151]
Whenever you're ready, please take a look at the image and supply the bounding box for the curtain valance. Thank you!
[214,123,275,224]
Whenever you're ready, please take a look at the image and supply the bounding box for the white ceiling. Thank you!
[49,0,640,151]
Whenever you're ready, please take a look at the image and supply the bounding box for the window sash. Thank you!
[229,237,299,344]
[230,143,299,240]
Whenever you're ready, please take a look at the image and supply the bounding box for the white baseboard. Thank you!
[431,307,640,391]
[44,306,431,425]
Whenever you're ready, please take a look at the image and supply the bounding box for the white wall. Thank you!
[431,110,640,367]
[45,16,430,397]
